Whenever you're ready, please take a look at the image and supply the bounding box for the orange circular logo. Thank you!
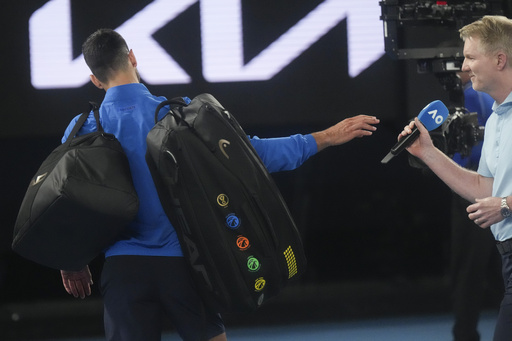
[236,236,250,251]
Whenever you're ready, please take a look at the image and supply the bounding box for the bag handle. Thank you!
[154,97,190,125]
[64,102,102,146]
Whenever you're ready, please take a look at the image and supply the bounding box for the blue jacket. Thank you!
[62,83,317,258]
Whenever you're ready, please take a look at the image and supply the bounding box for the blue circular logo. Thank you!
[225,213,241,229]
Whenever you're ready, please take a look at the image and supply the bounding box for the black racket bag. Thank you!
[146,93,306,313]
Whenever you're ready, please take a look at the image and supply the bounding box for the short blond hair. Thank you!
[459,15,512,58]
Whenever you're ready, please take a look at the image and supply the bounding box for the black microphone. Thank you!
[381,100,449,164]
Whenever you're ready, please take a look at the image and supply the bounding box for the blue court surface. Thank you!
[221,313,497,341]
[40,311,497,341]
[3,278,501,341]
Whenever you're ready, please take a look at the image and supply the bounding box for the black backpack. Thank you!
[145,93,307,313]
[13,103,139,271]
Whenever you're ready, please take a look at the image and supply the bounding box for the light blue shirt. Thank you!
[478,91,512,241]
[62,83,318,257]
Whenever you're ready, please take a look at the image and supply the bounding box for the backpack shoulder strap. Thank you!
[63,102,102,146]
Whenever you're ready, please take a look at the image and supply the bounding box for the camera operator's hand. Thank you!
[398,117,435,160]
[467,197,503,229]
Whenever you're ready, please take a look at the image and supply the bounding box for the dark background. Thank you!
[0,0,510,339]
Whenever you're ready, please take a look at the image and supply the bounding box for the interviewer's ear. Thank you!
[496,51,507,70]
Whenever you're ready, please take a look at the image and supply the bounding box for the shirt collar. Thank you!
[493,91,512,115]
[103,83,150,103]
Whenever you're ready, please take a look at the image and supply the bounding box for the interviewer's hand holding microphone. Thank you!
[381,100,449,164]
[398,115,437,160]
[388,100,506,229]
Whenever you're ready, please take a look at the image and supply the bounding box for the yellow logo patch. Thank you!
[283,246,298,279]
[254,277,266,292]
[216,194,229,207]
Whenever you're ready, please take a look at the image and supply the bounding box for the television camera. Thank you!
[380,0,502,158]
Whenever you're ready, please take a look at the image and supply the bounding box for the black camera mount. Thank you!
[380,0,503,106]
[380,0,503,164]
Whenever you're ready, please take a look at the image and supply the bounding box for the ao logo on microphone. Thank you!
[427,109,444,125]
[417,100,449,131]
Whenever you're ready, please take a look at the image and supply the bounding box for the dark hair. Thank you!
[82,29,130,83]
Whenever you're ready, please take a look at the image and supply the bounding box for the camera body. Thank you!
[432,107,485,158]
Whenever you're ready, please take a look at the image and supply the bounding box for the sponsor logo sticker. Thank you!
[236,235,250,251]
[216,194,229,207]
[254,277,266,292]
[247,256,260,272]
[225,213,241,229]
[283,245,298,279]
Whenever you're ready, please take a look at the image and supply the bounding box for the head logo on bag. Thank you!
[219,139,231,159]
[30,172,47,186]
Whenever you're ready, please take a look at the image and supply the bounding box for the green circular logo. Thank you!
[247,256,261,272]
